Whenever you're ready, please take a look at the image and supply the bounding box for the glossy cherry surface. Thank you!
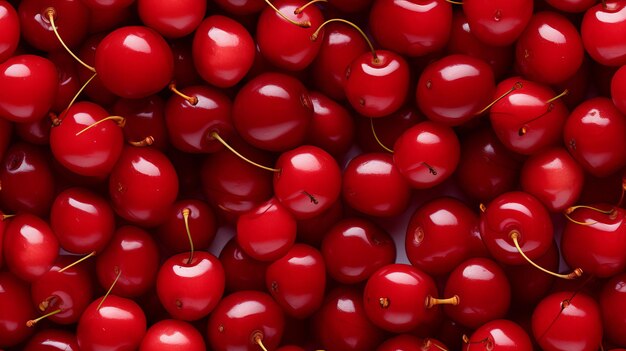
[545,0,596,12]
[138,0,205,38]
[112,95,169,150]
[581,1,626,66]
[463,0,533,46]
[355,106,423,153]
[157,199,216,254]
[466,319,533,351]
[23,329,80,351]
[0,0,19,63]
[600,273,626,347]
[219,237,270,292]
[0,272,36,348]
[306,91,355,157]
[139,319,206,351]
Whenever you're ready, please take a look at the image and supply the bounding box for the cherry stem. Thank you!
[182,208,195,264]
[39,295,59,312]
[564,205,615,226]
[475,81,523,115]
[311,19,378,63]
[546,88,569,104]
[369,118,393,153]
[46,8,95,73]
[168,82,198,105]
[26,308,62,327]
[294,0,327,14]
[379,297,390,308]
[445,0,463,4]
[510,231,583,279]
[462,335,494,350]
[518,89,569,135]
[209,131,280,173]
[479,203,486,212]
[1,213,14,221]
[423,162,437,175]
[253,332,269,351]
[423,339,448,351]
[58,251,96,273]
[617,178,626,208]
[75,116,126,136]
[128,136,155,147]
[425,295,460,308]
[59,72,98,123]
[264,0,311,27]
[97,268,122,310]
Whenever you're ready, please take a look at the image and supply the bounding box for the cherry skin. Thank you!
[562,206,626,278]
[531,292,602,351]
[108,146,179,227]
[417,54,496,125]
[50,101,124,177]
[545,0,596,12]
[212,0,264,15]
[463,0,533,46]
[207,291,285,351]
[237,197,297,261]
[0,272,37,348]
[342,152,412,217]
[564,97,626,177]
[47,50,81,114]
[369,0,452,57]
[24,329,80,351]
[274,145,342,219]
[0,1,19,63]
[296,199,343,246]
[375,334,422,351]
[0,55,58,123]
[515,11,584,84]
[193,15,255,87]
[77,34,117,106]
[95,26,174,99]
[466,319,533,351]
[344,50,410,118]
[77,295,147,351]
[138,0,205,38]
[321,218,396,284]
[112,95,169,150]
[139,319,206,351]
[96,226,160,297]
[81,0,134,10]
[520,147,584,212]
[256,0,324,71]
[156,199,217,255]
[355,106,423,153]
[393,121,461,189]
[157,251,225,321]
[4,213,59,282]
[219,237,270,292]
[600,273,626,347]
[582,1,626,66]
[306,91,355,157]
[611,65,626,115]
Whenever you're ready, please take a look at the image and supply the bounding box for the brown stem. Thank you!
[75,116,125,136]
[182,208,194,264]
[510,231,582,279]
[310,19,378,64]
[46,7,95,73]
[128,136,155,147]
[264,0,311,27]
[58,251,96,273]
[294,0,327,13]
[26,308,62,327]
[475,81,523,115]
[370,118,393,153]
[425,295,460,308]
[168,82,198,105]
[97,268,122,310]
[209,131,280,172]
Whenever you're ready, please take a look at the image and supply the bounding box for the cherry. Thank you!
[108,146,179,227]
[96,226,160,297]
[545,0,596,12]
[4,213,59,282]
[564,97,626,177]
[443,257,511,328]
[193,15,255,87]
[306,91,355,157]
[138,0,205,38]
[369,0,452,57]
[207,291,285,351]
[112,95,169,150]
[49,101,124,177]
[24,329,80,351]
[417,54,496,126]
[0,54,58,123]
[156,251,225,321]
[344,50,410,118]
[165,84,233,153]
[213,0,263,15]
[15,117,51,145]
[139,319,206,351]
[237,197,297,261]
[375,334,422,351]
[0,142,56,216]
[0,272,37,348]
[515,11,584,84]
[86,4,133,34]
[47,50,80,114]
[611,64,626,115]
[219,237,270,292]
[600,273,626,347]
[95,26,174,99]
[274,145,342,219]
[355,106,423,153]
[296,198,344,246]
[256,0,324,71]
[76,34,117,106]
[77,295,147,351]
[463,0,533,46]
[314,286,385,351]
[406,197,482,276]
[392,121,461,189]
[581,1,626,66]
[531,291,602,351]
[157,199,216,255]
[520,147,584,212]
[232,72,313,151]
[169,38,201,87]
[342,152,412,217]
[465,319,533,351]
[321,217,396,284]
[562,206,626,278]
[0,0,19,63]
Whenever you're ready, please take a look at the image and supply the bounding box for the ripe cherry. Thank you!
[77,34,117,106]
[581,1,626,66]
[0,272,37,348]
[212,0,263,14]
[463,0,533,46]
[138,0,205,38]
[306,91,355,157]
[112,95,169,150]
[23,329,80,351]
[156,199,217,255]
[465,319,533,351]
[219,237,270,292]
[296,198,343,246]
[375,334,422,351]
[0,0,19,63]
[139,319,206,351]
[611,64,626,115]
[545,0,596,12]
[355,106,423,153]
[600,273,626,347]
[47,50,80,114]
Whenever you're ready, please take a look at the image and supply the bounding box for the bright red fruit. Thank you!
[0,1,19,63]
[463,0,533,46]
[138,0,206,38]
[0,272,37,348]
[139,319,206,351]
[581,1,626,66]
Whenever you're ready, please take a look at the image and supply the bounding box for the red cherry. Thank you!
[111,95,169,150]
[86,3,132,34]
[95,26,174,98]
[169,38,201,87]
[157,251,225,321]
[296,198,343,246]
[306,91,355,157]
[77,34,117,106]
[0,272,37,348]
[81,0,134,9]
[213,0,263,15]
[611,64,626,115]
[564,97,626,177]
[138,0,205,38]
[393,121,461,189]
[466,319,533,351]
[24,329,80,351]
[344,50,410,118]
[375,334,422,351]
[108,146,179,227]
[193,15,255,87]
[207,291,285,351]
[15,116,52,145]
[463,0,533,46]
[581,1,626,66]
[369,0,452,57]
[139,319,206,351]
[77,295,147,351]
[355,106,423,153]
[0,1,19,63]
[156,199,216,255]
[600,273,626,347]
[47,50,80,114]
[0,54,58,123]
[531,292,602,351]
[545,0,596,12]
[219,237,270,292]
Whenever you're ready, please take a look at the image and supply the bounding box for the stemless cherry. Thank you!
[463,0,533,46]
[112,95,169,150]
[0,272,37,348]
[0,1,19,63]
[545,0,596,12]
[139,319,206,351]
[157,199,216,255]
[600,273,626,347]
[581,1,626,66]
[219,238,270,292]
[465,319,533,351]
[81,0,134,10]
[24,329,80,351]
[611,64,626,115]
[138,0,205,38]
[306,91,355,157]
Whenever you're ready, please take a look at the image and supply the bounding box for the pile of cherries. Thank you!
[2,0,626,349]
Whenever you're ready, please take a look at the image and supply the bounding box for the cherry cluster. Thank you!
[1,0,626,350]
